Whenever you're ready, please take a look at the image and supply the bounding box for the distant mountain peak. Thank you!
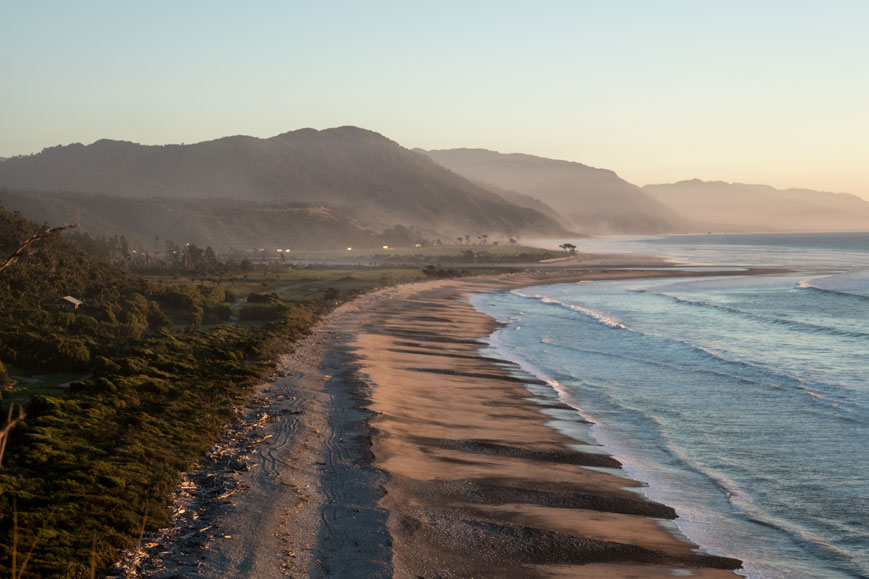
[423,148,682,235]
[272,125,390,141]
[427,147,599,171]
[644,180,869,232]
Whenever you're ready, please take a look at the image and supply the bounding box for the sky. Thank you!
[2,1,868,198]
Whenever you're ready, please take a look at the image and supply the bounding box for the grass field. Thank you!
[249,242,556,262]
[1,367,88,408]
[145,266,427,302]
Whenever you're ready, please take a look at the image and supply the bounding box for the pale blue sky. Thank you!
[2,1,867,197]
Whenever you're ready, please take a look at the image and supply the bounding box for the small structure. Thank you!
[55,296,83,310]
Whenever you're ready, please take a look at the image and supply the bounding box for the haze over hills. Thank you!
[423,148,685,235]
[0,189,427,251]
[4,126,868,244]
[456,180,573,230]
[644,180,869,232]
[424,148,869,234]
[0,127,568,245]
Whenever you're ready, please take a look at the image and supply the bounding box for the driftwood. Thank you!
[0,223,78,274]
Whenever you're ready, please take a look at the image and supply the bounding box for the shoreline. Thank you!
[349,273,742,578]
[115,266,760,577]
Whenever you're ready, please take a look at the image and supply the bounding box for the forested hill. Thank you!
[423,148,686,235]
[0,190,423,251]
[0,127,567,237]
[0,207,143,322]
[0,205,320,575]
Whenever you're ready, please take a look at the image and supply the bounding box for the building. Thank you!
[55,296,83,310]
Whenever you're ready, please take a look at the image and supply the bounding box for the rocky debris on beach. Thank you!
[108,301,349,578]
[111,399,276,577]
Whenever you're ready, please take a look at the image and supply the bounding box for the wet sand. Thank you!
[117,267,748,578]
[350,274,741,578]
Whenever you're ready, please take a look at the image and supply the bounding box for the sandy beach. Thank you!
[116,265,749,578]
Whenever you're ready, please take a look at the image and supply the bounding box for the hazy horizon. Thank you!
[3,128,867,201]
[2,1,867,199]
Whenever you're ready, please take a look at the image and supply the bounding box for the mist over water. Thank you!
[471,233,869,579]
[559,232,869,269]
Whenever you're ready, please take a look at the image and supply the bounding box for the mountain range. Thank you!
[423,149,869,234]
[422,148,683,235]
[0,127,568,246]
[1,127,868,249]
[643,180,869,233]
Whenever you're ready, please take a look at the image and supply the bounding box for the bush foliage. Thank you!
[0,206,323,576]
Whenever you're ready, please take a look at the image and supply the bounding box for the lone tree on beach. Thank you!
[559,242,577,254]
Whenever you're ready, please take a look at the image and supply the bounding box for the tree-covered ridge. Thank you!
[0,189,424,252]
[0,127,568,238]
[0,205,324,576]
[0,207,143,308]
[1,208,148,374]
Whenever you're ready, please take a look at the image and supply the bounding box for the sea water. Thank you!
[470,233,869,578]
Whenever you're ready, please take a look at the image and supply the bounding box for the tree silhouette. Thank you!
[0,223,78,274]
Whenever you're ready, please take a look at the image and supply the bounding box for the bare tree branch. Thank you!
[0,403,26,468]
[0,223,78,274]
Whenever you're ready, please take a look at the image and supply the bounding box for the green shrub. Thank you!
[204,303,231,322]
[239,303,285,321]
[246,292,280,304]
[0,360,11,387]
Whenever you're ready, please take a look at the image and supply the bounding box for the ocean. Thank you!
[470,233,869,578]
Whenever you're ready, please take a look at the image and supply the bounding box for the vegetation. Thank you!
[373,246,557,265]
[0,188,426,255]
[0,206,465,576]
